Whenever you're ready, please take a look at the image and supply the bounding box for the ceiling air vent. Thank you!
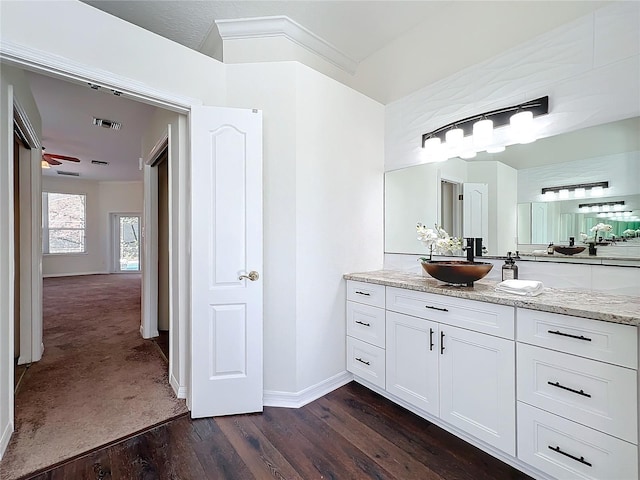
[91,160,110,166]
[57,171,79,177]
[92,117,122,130]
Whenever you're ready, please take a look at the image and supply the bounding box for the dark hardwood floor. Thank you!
[26,382,531,480]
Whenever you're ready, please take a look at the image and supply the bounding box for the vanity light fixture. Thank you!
[421,96,549,160]
[578,200,624,210]
[541,181,609,197]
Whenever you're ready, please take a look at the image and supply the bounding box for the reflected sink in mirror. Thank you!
[421,260,493,287]
[553,245,586,255]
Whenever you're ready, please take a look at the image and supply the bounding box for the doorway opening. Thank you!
[440,179,463,238]
[112,213,142,273]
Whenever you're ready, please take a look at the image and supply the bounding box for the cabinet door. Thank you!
[439,325,515,455]
[386,311,439,416]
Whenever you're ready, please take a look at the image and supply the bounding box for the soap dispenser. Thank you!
[502,252,519,281]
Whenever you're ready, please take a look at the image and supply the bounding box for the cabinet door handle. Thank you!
[430,328,434,351]
[548,330,592,342]
[547,381,591,398]
[548,445,592,467]
[426,305,449,312]
[355,291,370,296]
[355,320,371,327]
[440,331,445,354]
[355,357,370,366]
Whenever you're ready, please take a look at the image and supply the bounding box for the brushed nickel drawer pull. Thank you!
[548,445,592,467]
[548,330,592,342]
[355,291,371,296]
[355,320,371,327]
[355,357,370,366]
[548,381,592,398]
[426,305,449,312]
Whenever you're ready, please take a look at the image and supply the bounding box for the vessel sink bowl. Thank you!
[421,260,493,286]
[553,245,586,255]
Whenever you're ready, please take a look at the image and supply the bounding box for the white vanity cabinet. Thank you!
[345,275,640,480]
[385,287,516,456]
[516,308,639,480]
[346,281,386,389]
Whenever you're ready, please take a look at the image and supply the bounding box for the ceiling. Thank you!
[82,1,441,63]
[30,1,609,182]
[28,71,157,182]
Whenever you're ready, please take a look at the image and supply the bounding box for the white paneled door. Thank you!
[462,183,488,240]
[190,106,263,418]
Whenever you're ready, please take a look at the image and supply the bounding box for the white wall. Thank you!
[385,2,640,172]
[0,0,226,106]
[226,62,384,395]
[295,63,384,392]
[42,177,142,276]
[225,62,299,394]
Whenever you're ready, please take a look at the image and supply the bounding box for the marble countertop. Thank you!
[344,270,640,326]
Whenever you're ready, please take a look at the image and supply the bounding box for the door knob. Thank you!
[239,271,259,281]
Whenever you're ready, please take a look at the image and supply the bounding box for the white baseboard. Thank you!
[0,419,13,461]
[263,371,353,408]
[43,271,109,278]
[170,373,187,399]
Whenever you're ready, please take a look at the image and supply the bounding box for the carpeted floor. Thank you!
[0,274,187,480]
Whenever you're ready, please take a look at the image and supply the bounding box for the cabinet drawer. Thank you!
[517,402,638,480]
[346,280,385,308]
[517,308,637,368]
[346,301,385,348]
[386,287,514,339]
[347,336,385,389]
[517,343,637,443]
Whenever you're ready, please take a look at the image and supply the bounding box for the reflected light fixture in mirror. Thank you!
[541,181,609,200]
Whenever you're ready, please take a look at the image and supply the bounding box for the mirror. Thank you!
[385,116,640,259]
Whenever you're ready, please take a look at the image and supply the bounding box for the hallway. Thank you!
[1,274,186,479]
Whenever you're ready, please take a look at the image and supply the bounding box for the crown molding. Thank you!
[216,16,358,75]
[0,40,200,112]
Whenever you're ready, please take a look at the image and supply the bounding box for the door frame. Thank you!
[13,100,43,366]
[111,212,142,273]
[0,44,200,427]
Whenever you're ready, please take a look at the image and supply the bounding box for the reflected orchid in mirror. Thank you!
[416,223,462,261]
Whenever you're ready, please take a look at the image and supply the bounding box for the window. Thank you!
[42,192,86,254]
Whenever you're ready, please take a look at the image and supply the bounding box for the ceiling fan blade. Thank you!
[44,153,80,162]
[47,158,63,166]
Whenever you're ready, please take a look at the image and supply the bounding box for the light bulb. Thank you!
[422,136,442,163]
[543,191,556,200]
[445,127,464,147]
[559,189,569,199]
[41,160,50,169]
[614,204,623,211]
[590,186,604,197]
[459,150,477,159]
[574,188,586,198]
[472,118,493,148]
[510,110,535,144]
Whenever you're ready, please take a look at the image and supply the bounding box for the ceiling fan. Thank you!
[41,153,80,168]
